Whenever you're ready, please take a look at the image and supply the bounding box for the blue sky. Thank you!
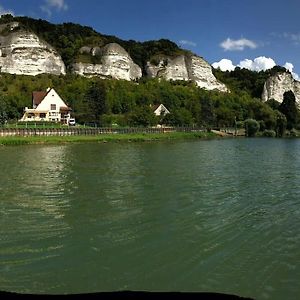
[1,0,300,77]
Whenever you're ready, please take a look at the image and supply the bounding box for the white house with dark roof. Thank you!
[20,88,72,123]
[152,104,170,116]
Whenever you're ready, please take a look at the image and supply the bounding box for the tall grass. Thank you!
[0,132,218,146]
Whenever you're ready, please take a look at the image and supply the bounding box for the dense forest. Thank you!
[0,14,299,137]
[0,69,298,137]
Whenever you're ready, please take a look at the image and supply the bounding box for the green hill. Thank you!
[0,14,298,136]
[0,14,187,74]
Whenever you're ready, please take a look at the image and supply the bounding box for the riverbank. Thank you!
[0,131,220,146]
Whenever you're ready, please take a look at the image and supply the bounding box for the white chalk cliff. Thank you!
[0,23,66,76]
[0,22,229,92]
[262,71,300,103]
[72,43,142,81]
[146,54,229,92]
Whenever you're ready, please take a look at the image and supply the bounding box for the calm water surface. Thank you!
[0,138,300,299]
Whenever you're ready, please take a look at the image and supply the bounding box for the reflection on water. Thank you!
[0,146,71,293]
[0,139,300,298]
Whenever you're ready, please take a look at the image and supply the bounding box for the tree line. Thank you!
[0,71,299,138]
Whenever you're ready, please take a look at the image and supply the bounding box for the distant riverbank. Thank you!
[0,131,219,146]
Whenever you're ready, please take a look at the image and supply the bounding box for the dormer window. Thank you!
[51,104,56,110]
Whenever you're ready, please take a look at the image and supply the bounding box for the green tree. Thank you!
[0,97,8,126]
[279,91,298,130]
[274,110,287,137]
[164,108,194,126]
[199,96,215,126]
[84,80,107,122]
[244,119,260,137]
[266,99,280,110]
[128,105,157,127]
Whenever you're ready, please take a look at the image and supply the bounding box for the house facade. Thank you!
[152,104,170,116]
[20,88,72,124]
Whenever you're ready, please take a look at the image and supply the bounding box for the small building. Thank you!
[152,104,170,116]
[20,88,72,124]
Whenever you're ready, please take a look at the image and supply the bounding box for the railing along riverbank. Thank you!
[0,127,207,137]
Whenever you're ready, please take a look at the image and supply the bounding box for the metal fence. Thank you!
[0,127,207,137]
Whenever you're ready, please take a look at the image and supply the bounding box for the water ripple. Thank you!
[0,140,300,298]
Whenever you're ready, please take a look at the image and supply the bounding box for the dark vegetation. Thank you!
[0,14,299,136]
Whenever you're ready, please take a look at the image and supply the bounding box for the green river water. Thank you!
[0,138,300,298]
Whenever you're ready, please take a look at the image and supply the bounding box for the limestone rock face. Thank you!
[262,71,300,103]
[72,43,142,81]
[146,54,228,92]
[0,26,66,76]
[146,55,189,82]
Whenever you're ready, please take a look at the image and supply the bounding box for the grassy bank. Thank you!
[0,131,219,146]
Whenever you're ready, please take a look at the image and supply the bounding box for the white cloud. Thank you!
[271,32,300,46]
[284,62,294,72]
[41,0,68,16]
[283,62,299,80]
[212,56,276,72]
[238,56,276,72]
[212,59,236,71]
[213,56,300,80]
[0,5,14,16]
[220,38,257,51]
[178,40,197,47]
[283,32,300,45]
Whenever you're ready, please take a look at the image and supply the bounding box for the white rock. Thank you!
[72,43,142,81]
[262,71,300,103]
[188,56,228,92]
[146,54,228,92]
[0,29,66,76]
[146,55,189,81]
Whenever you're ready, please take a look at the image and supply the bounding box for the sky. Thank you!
[1,0,300,78]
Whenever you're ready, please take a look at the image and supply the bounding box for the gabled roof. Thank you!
[152,103,170,113]
[152,104,161,112]
[32,91,48,107]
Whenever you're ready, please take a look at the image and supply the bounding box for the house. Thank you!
[20,88,72,124]
[152,104,170,116]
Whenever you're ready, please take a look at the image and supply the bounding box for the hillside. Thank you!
[0,14,299,135]
[0,14,187,73]
[0,14,227,91]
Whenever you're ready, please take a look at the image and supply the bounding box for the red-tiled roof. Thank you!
[32,91,48,107]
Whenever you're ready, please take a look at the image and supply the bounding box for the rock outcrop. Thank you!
[72,43,142,81]
[0,23,66,76]
[0,22,229,92]
[146,54,228,92]
[262,71,300,103]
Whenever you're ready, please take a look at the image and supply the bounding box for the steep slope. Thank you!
[0,22,66,76]
[0,15,228,92]
[146,54,228,92]
[262,71,300,103]
[72,43,142,81]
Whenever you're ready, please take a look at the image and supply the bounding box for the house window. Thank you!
[50,104,56,110]
[40,113,46,118]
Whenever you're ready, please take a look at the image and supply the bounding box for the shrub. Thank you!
[236,121,244,129]
[262,129,276,137]
[244,118,260,137]
[290,128,298,137]
[258,120,266,131]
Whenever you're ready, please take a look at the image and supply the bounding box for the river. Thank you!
[0,138,299,299]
